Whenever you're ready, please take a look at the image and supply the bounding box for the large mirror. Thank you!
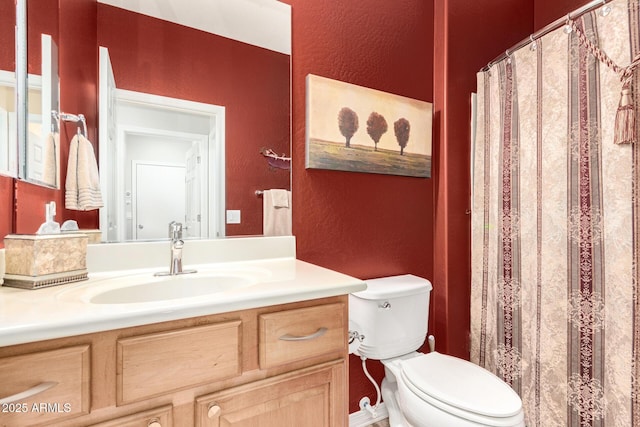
[8,0,291,241]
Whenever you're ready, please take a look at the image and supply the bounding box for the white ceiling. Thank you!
[98,0,291,55]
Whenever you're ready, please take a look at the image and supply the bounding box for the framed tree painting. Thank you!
[305,74,432,178]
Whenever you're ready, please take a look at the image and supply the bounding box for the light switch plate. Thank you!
[226,210,241,224]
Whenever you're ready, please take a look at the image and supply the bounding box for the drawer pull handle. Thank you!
[148,420,161,427]
[279,327,328,341]
[0,381,58,404]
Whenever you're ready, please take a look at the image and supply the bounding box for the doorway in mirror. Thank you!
[99,48,225,242]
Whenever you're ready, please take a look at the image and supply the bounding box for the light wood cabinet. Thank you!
[0,295,348,427]
[195,361,346,427]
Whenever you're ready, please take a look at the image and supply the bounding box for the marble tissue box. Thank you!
[64,229,102,244]
[3,234,89,289]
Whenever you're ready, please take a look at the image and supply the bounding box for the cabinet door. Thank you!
[88,405,172,427]
[195,361,346,427]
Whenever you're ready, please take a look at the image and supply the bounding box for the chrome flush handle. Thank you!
[349,330,365,344]
[378,301,391,310]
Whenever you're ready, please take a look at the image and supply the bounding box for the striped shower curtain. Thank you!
[471,0,640,425]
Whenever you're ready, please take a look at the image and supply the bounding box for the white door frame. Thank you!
[99,46,226,241]
[117,91,225,240]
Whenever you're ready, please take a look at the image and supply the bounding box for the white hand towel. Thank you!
[270,188,290,208]
[41,132,59,187]
[263,189,292,236]
[65,133,104,211]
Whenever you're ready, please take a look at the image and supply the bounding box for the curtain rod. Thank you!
[482,0,612,71]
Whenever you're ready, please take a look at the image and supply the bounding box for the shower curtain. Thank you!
[471,0,640,425]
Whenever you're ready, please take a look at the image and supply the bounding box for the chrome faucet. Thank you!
[155,221,197,276]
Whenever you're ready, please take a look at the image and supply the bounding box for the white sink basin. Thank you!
[90,275,253,304]
[57,267,270,305]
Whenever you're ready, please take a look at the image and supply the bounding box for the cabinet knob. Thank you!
[148,420,161,427]
[208,404,221,419]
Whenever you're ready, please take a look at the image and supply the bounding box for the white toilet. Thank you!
[349,275,525,427]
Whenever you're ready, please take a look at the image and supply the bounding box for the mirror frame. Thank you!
[16,0,26,179]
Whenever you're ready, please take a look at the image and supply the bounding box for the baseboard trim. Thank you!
[349,402,388,427]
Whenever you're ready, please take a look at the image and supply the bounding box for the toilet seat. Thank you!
[398,352,524,426]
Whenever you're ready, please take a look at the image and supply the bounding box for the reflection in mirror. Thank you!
[100,49,225,242]
[16,0,60,188]
[0,0,15,178]
[96,0,291,240]
[24,34,59,188]
[6,0,291,240]
[0,72,17,177]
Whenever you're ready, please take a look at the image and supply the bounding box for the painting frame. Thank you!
[305,74,432,178]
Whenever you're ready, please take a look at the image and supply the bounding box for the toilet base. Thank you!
[381,377,414,427]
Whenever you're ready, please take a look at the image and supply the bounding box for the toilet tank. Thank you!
[349,274,432,360]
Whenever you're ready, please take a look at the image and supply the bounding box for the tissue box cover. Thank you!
[66,229,102,244]
[4,234,88,277]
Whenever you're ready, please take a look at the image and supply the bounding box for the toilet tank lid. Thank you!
[351,274,432,300]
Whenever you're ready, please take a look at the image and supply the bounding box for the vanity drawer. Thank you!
[89,405,172,427]
[0,345,90,426]
[259,303,346,369]
[117,321,242,405]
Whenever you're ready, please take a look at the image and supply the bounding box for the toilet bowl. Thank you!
[349,275,525,427]
[382,352,525,426]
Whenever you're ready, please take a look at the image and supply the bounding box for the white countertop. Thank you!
[0,236,366,347]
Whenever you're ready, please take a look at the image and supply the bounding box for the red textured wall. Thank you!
[26,0,58,75]
[432,0,534,364]
[0,0,13,71]
[0,178,12,243]
[535,0,592,29]
[96,4,290,236]
[283,0,435,413]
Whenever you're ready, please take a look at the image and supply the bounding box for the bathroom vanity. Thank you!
[0,237,365,427]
